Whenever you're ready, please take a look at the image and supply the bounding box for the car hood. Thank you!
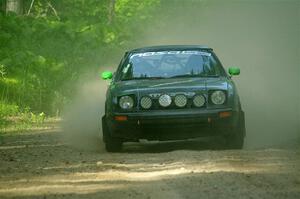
[112,77,229,96]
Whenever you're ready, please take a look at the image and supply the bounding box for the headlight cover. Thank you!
[119,96,134,109]
[158,94,172,107]
[193,95,205,107]
[174,94,187,107]
[140,96,152,109]
[211,90,226,105]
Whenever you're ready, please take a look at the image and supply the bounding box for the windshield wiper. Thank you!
[169,74,220,78]
[169,74,199,78]
[122,76,166,81]
[204,74,220,77]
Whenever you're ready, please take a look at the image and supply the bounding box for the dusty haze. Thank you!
[63,0,300,149]
[62,78,107,151]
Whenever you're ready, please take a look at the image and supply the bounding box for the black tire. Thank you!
[105,135,123,152]
[102,117,123,152]
[226,131,244,149]
[225,111,245,149]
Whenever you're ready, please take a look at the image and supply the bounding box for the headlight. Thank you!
[193,95,205,107]
[140,96,152,109]
[158,94,172,107]
[211,91,226,105]
[119,96,134,109]
[174,94,187,107]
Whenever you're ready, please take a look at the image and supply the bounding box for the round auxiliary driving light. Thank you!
[119,96,134,109]
[158,94,172,107]
[193,95,205,107]
[174,94,187,107]
[140,96,152,109]
[211,90,226,105]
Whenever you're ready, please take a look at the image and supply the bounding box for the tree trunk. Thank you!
[1,0,6,13]
[108,0,116,24]
[6,0,23,15]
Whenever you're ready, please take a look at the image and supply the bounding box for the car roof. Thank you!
[129,45,213,53]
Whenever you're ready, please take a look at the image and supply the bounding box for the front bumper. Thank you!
[104,108,239,141]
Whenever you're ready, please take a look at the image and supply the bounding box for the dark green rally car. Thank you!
[101,45,245,152]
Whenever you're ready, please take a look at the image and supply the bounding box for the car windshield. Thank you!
[120,50,224,80]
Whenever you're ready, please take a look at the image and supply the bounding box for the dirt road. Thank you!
[0,129,299,199]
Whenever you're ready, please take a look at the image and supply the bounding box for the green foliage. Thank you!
[0,101,19,118]
[0,100,48,132]
[0,0,161,120]
[0,64,5,77]
[19,111,46,124]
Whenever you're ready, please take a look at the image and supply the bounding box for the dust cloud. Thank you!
[142,0,300,148]
[62,0,299,150]
[61,77,108,151]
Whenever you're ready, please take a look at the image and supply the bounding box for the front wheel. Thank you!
[105,135,123,152]
[225,111,245,149]
[225,130,244,149]
[102,117,123,152]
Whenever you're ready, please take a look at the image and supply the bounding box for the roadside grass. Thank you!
[0,101,60,137]
[0,116,60,135]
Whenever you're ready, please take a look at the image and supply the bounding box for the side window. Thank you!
[115,53,129,81]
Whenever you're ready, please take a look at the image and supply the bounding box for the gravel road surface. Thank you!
[0,129,299,199]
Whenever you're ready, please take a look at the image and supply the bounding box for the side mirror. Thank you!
[101,71,113,80]
[228,67,240,76]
